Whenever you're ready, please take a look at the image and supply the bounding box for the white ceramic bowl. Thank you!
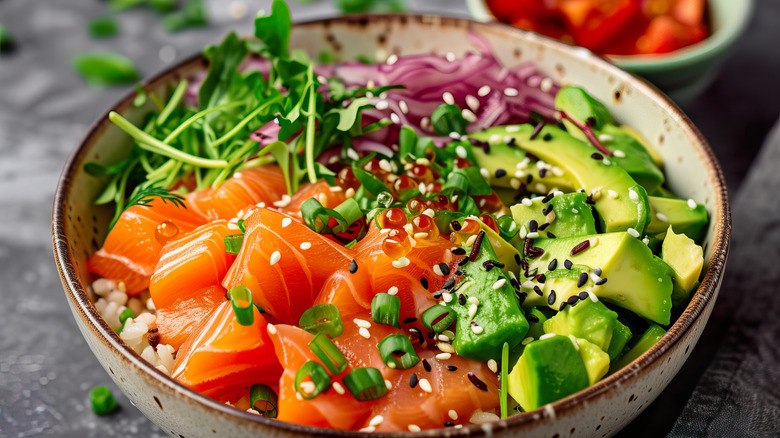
[53,14,730,438]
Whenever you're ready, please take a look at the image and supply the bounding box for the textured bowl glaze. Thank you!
[53,14,730,438]
[467,0,753,102]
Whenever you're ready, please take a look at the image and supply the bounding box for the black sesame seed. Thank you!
[451,221,463,232]
[539,168,547,178]
[455,270,464,276]
[447,365,458,371]
[529,220,538,232]
[445,421,455,427]
[564,259,573,270]
[467,372,489,392]
[458,294,467,305]
[516,292,527,304]
[542,193,554,203]
[596,278,608,286]
[536,274,546,283]
[542,204,553,216]
[548,290,557,305]
[526,173,534,184]
[593,268,602,276]
[423,359,432,372]
[483,260,505,271]
[538,222,550,231]
[559,302,567,311]
[420,277,429,290]
[534,285,543,296]
[547,232,557,238]
[506,137,517,146]
[349,259,358,274]
[409,373,419,388]
[426,332,435,339]
[578,291,590,300]
[457,257,469,266]
[403,317,418,324]
[586,194,595,205]
[527,152,539,162]
[548,259,557,271]
[586,117,597,127]
[510,278,520,290]
[443,278,456,290]
[530,123,544,139]
[437,263,450,276]
[451,246,466,255]
[567,295,580,305]
[591,152,604,160]
[495,168,507,178]
[577,272,588,288]
[432,292,442,299]
[527,267,538,278]
[514,253,522,264]
[543,133,553,141]
[527,313,539,323]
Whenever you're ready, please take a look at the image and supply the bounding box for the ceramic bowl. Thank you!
[52,14,730,438]
[467,0,753,102]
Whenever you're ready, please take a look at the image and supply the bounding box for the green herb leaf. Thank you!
[198,32,247,109]
[72,52,140,86]
[431,103,467,136]
[332,97,371,131]
[148,0,178,13]
[351,166,388,197]
[444,167,492,196]
[254,0,291,58]
[161,0,209,33]
[108,0,146,11]
[88,17,119,39]
[133,85,148,107]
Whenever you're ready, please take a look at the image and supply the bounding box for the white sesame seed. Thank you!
[333,381,345,395]
[519,226,528,239]
[390,113,401,124]
[465,95,480,112]
[396,99,408,114]
[462,108,478,122]
[540,77,553,92]
[375,100,389,110]
[392,257,410,268]
[540,333,556,340]
[590,273,602,284]
[346,148,360,161]
[422,208,435,218]
[478,85,491,97]
[487,359,498,373]
[598,134,615,142]
[588,291,599,302]
[443,92,455,105]
[642,237,650,245]
[442,292,453,303]
[572,208,579,214]
[455,146,468,159]
[488,134,502,144]
[269,251,281,265]
[281,217,293,228]
[435,352,452,361]
[267,323,277,335]
[295,392,303,401]
[445,51,456,62]
[408,425,421,432]
[603,158,612,166]
[627,228,640,238]
[614,150,626,158]
[228,222,240,231]
[329,186,343,192]
[385,379,392,390]
[656,212,669,222]
[359,426,376,433]
[414,232,429,240]
[467,296,480,306]
[521,336,534,346]
[508,178,521,190]
[468,304,478,319]
[608,190,619,199]
[418,378,433,393]
[514,170,526,179]
[590,237,599,247]
[437,343,455,353]
[480,168,491,180]
[386,54,398,65]
[503,87,519,97]
[369,415,384,427]
[492,278,507,290]
[535,182,547,193]
[300,381,316,395]
[465,234,477,247]
[522,198,533,207]
[387,286,399,295]
[629,188,639,202]
[471,325,484,334]
[345,188,356,198]
[421,117,431,130]
[433,265,443,276]
[354,318,371,329]
[437,334,450,342]
[526,232,539,239]
[299,242,312,251]
[521,280,535,290]
[688,198,697,209]
[359,327,371,339]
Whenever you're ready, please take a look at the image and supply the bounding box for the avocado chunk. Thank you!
[574,337,610,386]
[471,124,651,234]
[526,307,548,340]
[606,320,633,361]
[522,232,674,325]
[662,226,704,308]
[508,335,589,412]
[598,124,665,194]
[619,125,664,168]
[445,235,529,361]
[646,196,708,243]
[609,325,666,373]
[478,219,522,274]
[555,85,615,132]
[542,299,620,352]
[510,192,597,239]
[472,142,576,192]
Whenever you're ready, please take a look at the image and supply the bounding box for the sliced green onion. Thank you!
[421,305,457,333]
[118,308,135,327]
[237,219,246,232]
[371,293,400,328]
[224,234,244,254]
[500,342,509,419]
[342,367,388,401]
[295,361,331,400]
[228,285,254,326]
[89,386,119,415]
[249,384,278,418]
[301,197,347,234]
[309,333,348,375]
[332,198,364,233]
[497,215,519,241]
[299,304,343,338]
[377,334,420,370]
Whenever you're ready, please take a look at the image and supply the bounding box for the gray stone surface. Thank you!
[0,0,777,437]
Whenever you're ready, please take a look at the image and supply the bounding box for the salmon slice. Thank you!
[269,324,372,430]
[279,180,346,221]
[150,285,227,350]
[149,221,238,309]
[313,268,374,319]
[222,208,354,324]
[186,165,287,221]
[172,301,282,399]
[87,201,205,295]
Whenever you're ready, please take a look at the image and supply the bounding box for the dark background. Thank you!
[0,0,778,436]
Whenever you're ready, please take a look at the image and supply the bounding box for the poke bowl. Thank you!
[52,9,730,438]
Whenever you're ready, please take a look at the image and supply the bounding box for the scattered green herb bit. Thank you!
[299,304,344,338]
[161,0,208,33]
[355,54,374,65]
[318,49,335,64]
[133,85,148,108]
[371,293,400,328]
[237,219,246,232]
[228,285,254,326]
[249,384,278,418]
[0,24,13,54]
[109,181,185,230]
[88,16,120,39]
[119,307,135,327]
[295,361,331,400]
[378,334,420,370]
[89,386,119,415]
[148,0,178,13]
[334,0,375,14]
[224,234,244,254]
[500,342,509,419]
[309,333,348,375]
[431,103,467,136]
[72,52,140,86]
[342,367,387,401]
[254,0,291,58]
[108,0,146,11]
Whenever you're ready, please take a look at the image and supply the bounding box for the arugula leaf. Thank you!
[72,52,140,86]
[332,97,371,131]
[254,0,291,58]
[161,0,209,33]
[352,167,388,197]
[198,32,247,109]
[443,167,493,196]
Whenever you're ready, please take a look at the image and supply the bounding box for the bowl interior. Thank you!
[54,14,729,437]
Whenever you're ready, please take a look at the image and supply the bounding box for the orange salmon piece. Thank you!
[313,267,374,319]
[87,201,204,296]
[222,208,354,324]
[172,301,281,399]
[150,285,227,350]
[149,221,238,309]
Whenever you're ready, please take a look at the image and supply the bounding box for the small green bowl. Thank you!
[467,0,753,102]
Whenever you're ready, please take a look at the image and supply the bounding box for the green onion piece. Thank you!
[371,293,400,328]
[237,219,246,232]
[148,0,178,13]
[72,52,140,86]
[88,17,119,39]
[497,215,519,241]
[342,367,388,401]
[309,333,348,375]
[344,239,358,249]
[421,305,457,333]
[431,103,467,136]
[377,334,420,370]
[118,308,135,327]
[299,304,344,338]
[228,286,254,326]
[332,198,364,233]
[249,384,278,418]
[301,198,347,234]
[500,342,509,419]
[294,361,331,400]
[224,234,244,254]
[89,386,119,415]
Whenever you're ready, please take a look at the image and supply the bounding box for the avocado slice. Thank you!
[542,299,620,352]
[471,142,575,192]
[471,124,651,234]
[574,337,610,386]
[606,320,633,361]
[555,85,615,132]
[510,192,597,239]
[508,335,589,412]
[445,236,529,362]
[526,307,548,340]
[662,226,704,308]
[521,232,674,325]
[478,219,522,274]
[646,196,708,243]
[609,324,666,373]
[619,125,664,168]
[598,124,665,194]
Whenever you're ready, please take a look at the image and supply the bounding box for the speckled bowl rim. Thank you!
[52,13,731,437]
